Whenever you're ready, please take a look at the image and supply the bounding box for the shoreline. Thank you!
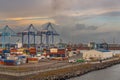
[0,58,120,80]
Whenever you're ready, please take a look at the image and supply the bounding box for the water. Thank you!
[68,64,120,80]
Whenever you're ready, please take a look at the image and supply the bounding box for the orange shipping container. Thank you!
[0,61,4,65]
[10,49,17,53]
[50,48,65,54]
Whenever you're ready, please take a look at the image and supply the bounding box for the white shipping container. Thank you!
[50,48,58,53]
[17,42,22,48]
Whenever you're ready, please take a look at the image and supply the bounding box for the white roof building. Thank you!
[83,49,113,60]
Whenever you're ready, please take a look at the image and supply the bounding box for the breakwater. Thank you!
[0,58,120,80]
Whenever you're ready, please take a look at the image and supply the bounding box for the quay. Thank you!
[0,57,120,80]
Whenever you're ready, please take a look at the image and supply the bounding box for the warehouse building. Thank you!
[83,49,113,60]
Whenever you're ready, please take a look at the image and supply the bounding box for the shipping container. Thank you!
[2,50,10,54]
[50,48,58,53]
[58,49,65,54]
[10,48,17,54]
[29,47,36,55]
[7,56,18,60]
[18,56,27,64]
[17,48,25,54]
[0,49,3,54]
[27,57,38,63]
[0,59,4,65]
[50,48,65,54]
[51,57,68,60]
[4,59,15,66]
[15,60,21,65]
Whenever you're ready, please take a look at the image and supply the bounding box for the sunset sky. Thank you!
[0,0,120,43]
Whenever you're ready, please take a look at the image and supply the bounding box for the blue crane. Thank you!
[40,22,59,45]
[0,25,17,48]
[17,24,40,48]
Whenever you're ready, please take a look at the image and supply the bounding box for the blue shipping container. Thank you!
[2,50,10,54]
[4,59,15,63]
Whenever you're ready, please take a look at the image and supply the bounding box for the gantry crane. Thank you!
[40,22,59,45]
[0,25,17,48]
[17,24,40,48]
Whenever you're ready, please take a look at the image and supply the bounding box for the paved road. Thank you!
[0,60,71,76]
[0,58,119,76]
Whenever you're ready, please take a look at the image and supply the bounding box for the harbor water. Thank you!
[68,64,120,80]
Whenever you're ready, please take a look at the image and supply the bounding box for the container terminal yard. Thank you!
[0,23,120,80]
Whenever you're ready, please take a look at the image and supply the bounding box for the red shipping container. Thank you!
[27,58,38,61]
[29,47,36,54]
[10,48,17,53]
[0,49,3,54]
[58,49,65,54]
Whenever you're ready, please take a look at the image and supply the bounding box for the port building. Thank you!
[83,49,113,60]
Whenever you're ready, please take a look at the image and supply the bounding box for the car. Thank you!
[68,59,76,63]
[76,59,85,63]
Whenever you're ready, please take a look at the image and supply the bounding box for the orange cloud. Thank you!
[6,18,24,21]
[17,19,55,26]
[5,16,52,21]
[0,17,55,27]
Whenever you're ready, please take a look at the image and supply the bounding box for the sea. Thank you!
[68,50,120,80]
[68,63,120,80]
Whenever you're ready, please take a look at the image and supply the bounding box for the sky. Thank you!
[0,0,120,43]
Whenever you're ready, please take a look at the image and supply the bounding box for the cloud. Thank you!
[75,24,98,30]
[54,23,99,43]
[0,0,119,18]
[0,0,120,43]
[68,8,120,17]
[0,0,53,18]
[0,17,53,21]
[100,11,120,17]
[55,22,120,43]
[0,17,55,27]
[53,15,77,25]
